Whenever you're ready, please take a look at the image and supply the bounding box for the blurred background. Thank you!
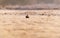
[0,0,60,10]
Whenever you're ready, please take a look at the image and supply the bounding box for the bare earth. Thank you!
[0,10,60,38]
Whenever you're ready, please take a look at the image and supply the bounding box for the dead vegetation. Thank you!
[0,10,60,38]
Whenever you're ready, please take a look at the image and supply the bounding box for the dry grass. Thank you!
[0,10,60,38]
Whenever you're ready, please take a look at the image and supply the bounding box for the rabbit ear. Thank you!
[25,11,29,15]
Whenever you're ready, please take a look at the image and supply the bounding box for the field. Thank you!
[0,10,60,38]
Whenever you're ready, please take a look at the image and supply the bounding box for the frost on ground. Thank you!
[0,10,60,38]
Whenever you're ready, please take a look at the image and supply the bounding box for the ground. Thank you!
[0,10,60,38]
